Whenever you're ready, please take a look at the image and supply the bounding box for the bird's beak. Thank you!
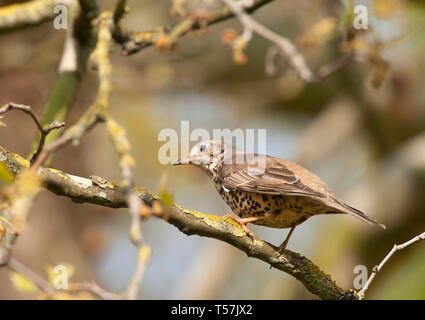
[173,156,190,165]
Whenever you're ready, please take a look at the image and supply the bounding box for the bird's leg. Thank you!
[224,214,264,237]
[279,225,296,251]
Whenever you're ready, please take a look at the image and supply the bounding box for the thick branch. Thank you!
[0,0,57,34]
[0,145,358,300]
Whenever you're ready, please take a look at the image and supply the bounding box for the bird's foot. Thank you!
[224,214,260,238]
[277,240,289,253]
[277,225,296,255]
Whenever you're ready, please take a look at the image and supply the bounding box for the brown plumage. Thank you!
[174,140,385,250]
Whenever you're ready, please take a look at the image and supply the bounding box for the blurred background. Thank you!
[0,0,425,299]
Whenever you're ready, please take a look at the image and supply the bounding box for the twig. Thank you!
[30,120,66,165]
[222,0,352,82]
[222,0,315,82]
[0,103,65,166]
[8,257,119,299]
[7,257,56,297]
[112,0,274,55]
[126,245,151,300]
[0,145,358,300]
[0,103,44,134]
[315,54,351,80]
[70,281,120,300]
[358,231,425,299]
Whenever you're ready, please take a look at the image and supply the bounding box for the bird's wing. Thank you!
[220,161,326,198]
[220,157,386,228]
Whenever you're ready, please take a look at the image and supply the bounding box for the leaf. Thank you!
[9,272,36,293]
[0,115,6,127]
[0,162,14,183]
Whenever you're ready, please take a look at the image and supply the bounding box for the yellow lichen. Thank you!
[47,168,70,180]
[176,205,246,237]
[0,0,55,30]
[91,176,117,190]
[10,153,29,169]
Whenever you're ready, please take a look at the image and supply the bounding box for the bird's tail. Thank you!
[342,203,386,229]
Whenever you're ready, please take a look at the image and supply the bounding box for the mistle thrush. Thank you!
[174,140,385,250]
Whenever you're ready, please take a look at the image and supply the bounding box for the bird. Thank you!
[173,140,385,251]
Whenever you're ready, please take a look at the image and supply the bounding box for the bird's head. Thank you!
[173,140,229,172]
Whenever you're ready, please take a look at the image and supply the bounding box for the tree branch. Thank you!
[112,0,274,55]
[0,0,57,34]
[0,145,358,300]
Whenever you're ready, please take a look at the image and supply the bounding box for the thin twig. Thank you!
[126,245,151,300]
[358,231,425,299]
[8,257,119,300]
[222,0,352,82]
[0,103,65,166]
[112,0,274,55]
[70,282,120,300]
[315,54,351,80]
[7,257,56,297]
[0,103,44,134]
[30,120,66,165]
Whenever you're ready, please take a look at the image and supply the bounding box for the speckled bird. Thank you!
[174,140,385,250]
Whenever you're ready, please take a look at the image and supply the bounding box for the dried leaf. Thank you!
[232,36,249,65]
[222,28,238,45]
[152,201,164,216]
[155,33,174,51]
[139,204,152,218]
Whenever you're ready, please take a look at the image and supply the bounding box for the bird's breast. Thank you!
[213,183,316,228]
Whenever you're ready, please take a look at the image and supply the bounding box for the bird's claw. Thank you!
[224,214,255,239]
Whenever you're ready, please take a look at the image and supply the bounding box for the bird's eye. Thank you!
[199,144,207,152]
